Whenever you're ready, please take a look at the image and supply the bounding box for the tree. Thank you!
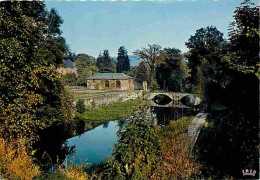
[185,26,225,86]
[0,1,73,142]
[75,53,98,85]
[156,48,188,91]
[134,44,163,83]
[185,26,227,106]
[106,113,160,179]
[98,50,116,73]
[37,8,69,67]
[96,52,103,71]
[226,0,259,75]
[135,61,148,85]
[193,1,259,178]
[116,46,130,73]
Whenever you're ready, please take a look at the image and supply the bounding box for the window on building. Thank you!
[105,80,109,88]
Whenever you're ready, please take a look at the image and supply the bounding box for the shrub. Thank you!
[160,116,193,138]
[159,135,201,179]
[0,138,40,180]
[63,162,89,180]
[153,116,201,179]
[64,74,77,86]
[76,99,86,114]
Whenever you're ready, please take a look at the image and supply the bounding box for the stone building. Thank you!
[56,67,77,77]
[56,59,77,77]
[86,73,134,91]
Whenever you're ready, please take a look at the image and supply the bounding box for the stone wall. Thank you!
[74,91,142,109]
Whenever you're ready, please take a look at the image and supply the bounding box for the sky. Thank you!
[45,0,257,58]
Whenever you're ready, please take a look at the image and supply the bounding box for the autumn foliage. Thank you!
[0,138,41,180]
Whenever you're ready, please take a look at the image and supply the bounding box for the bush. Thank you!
[39,161,103,180]
[153,116,201,179]
[64,74,77,86]
[76,99,86,114]
[0,138,41,180]
[160,116,193,138]
[158,135,201,179]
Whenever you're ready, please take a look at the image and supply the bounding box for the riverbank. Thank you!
[80,99,145,122]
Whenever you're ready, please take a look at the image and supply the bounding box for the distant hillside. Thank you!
[112,55,142,67]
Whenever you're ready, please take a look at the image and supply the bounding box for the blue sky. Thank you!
[45,0,257,57]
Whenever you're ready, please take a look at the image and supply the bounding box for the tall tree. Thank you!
[134,44,163,83]
[99,50,115,73]
[185,26,225,86]
[96,52,103,71]
[116,46,130,73]
[226,0,259,75]
[0,1,73,142]
[185,26,226,105]
[194,1,259,178]
[156,48,188,91]
[135,61,149,85]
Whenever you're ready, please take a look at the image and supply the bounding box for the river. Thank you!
[67,120,120,165]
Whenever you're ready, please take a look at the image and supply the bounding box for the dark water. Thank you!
[65,108,198,166]
[67,120,120,165]
[35,107,197,168]
[153,107,198,125]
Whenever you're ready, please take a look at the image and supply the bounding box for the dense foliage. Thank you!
[134,45,189,91]
[134,44,163,83]
[188,1,259,178]
[75,53,98,85]
[157,117,200,179]
[0,138,40,180]
[76,99,86,114]
[156,48,189,91]
[102,114,199,180]
[0,1,73,142]
[105,112,161,180]
[135,61,149,86]
[116,46,130,73]
[63,73,77,86]
[96,50,116,73]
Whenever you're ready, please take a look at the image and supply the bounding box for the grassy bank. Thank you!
[159,116,194,138]
[80,99,145,122]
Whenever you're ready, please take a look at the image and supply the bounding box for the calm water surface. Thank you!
[67,120,119,165]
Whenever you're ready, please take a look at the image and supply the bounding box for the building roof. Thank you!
[86,73,133,80]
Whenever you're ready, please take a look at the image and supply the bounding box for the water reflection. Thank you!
[33,122,76,170]
[34,106,198,169]
[67,120,120,165]
[152,107,198,125]
[103,121,109,128]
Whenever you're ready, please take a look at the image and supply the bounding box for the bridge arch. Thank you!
[149,92,199,108]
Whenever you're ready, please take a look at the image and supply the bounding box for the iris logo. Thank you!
[242,169,256,177]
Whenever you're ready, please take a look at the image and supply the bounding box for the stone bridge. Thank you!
[148,92,197,108]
